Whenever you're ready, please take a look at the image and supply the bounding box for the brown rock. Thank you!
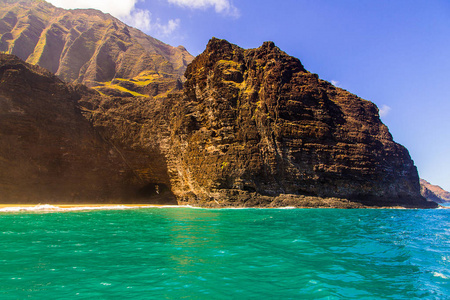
[0,53,176,204]
[0,32,437,208]
[161,38,436,208]
[420,179,450,203]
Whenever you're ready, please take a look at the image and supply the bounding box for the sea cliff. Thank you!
[0,2,437,208]
[150,38,435,208]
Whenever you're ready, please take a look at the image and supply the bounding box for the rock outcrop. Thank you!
[0,33,437,208]
[80,38,435,208]
[0,53,176,204]
[158,38,435,208]
[0,0,193,96]
[420,179,450,204]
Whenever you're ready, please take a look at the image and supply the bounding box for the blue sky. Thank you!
[47,0,450,191]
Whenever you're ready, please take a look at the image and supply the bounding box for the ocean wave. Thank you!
[433,272,449,279]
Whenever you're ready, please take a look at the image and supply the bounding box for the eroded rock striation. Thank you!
[78,38,435,208]
[0,35,437,208]
[154,38,434,208]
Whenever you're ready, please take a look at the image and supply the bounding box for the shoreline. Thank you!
[0,203,447,211]
[0,204,173,212]
[0,204,166,208]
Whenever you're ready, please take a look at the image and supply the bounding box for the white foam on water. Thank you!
[433,272,448,279]
[157,205,191,208]
[222,206,299,210]
[220,207,252,210]
[0,204,60,212]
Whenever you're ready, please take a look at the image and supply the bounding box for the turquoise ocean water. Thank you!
[1,206,449,299]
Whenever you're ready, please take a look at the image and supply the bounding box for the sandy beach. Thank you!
[0,204,165,208]
[0,204,173,212]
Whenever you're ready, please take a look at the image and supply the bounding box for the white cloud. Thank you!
[122,8,152,31]
[47,0,179,36]
[331,80,340,87]
[167,0,240,17]
[157,19,181,36]
[122,10,180,36]
[47,0,139,19]
[379,104,392,117]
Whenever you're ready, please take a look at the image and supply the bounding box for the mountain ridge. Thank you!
[0,0,193,96]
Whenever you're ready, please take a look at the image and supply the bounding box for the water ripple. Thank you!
[0,208,449,298]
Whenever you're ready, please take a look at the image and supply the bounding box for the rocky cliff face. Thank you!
[0,34,436,208]
[420,179,450,204]
[157,38,435,208]
[0,0,193,96]
[0,53,176,203]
